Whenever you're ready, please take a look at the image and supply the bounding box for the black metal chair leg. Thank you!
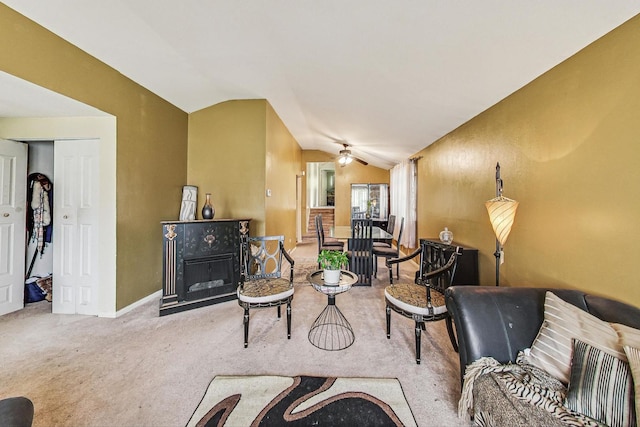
[243,308,250,348]
[277,305,281,318]
[386,305,391,338]
[415,321,422,364]
[374,254,378,278]
[445,316,458,352]
[286,303,291,339]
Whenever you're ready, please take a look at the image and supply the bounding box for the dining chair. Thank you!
[237,235,294,348]
[315,215,344,268]
[373,214,396,249]
[384,240,461,363]
[373,217,404,279]
[317,214,344,248]
[346,218,374,286]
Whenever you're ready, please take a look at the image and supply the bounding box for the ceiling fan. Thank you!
[336,143,368,167]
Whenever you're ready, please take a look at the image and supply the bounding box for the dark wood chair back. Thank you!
[317,214,327,244]
[373,217,405,279]
[386,215,396,235]
[244,235,287,280]
[348,218,373,286]
[418,240,460,293]
[315,214,323,250]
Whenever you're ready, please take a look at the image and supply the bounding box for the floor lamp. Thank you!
[485,163,519,286]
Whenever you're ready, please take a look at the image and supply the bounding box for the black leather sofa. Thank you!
[445,285,640,383]
[0,397,34,427]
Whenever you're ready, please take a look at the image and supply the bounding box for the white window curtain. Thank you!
[390,159,417,249]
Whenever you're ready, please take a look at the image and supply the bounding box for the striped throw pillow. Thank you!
[525,292,625,384]
[565,340,636,427]
[623,346,640,426]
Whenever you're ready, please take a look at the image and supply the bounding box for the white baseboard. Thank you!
[100,290,162,318]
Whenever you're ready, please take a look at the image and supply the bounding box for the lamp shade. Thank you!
[485,196,519,246]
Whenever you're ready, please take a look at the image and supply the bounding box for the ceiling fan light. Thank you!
[339,155,352,165]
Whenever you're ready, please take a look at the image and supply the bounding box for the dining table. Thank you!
[328,225,394,286]
[328,225,393,240]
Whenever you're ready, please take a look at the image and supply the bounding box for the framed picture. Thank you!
[179,185,198,221]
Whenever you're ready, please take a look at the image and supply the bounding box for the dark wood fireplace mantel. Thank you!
[160,218,250,316]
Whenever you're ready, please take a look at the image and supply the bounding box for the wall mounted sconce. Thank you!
[485,163,519,286]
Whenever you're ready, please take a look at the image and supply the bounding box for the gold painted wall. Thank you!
[7,1,636,308]
[265,103,302,249]
[413,15,640,307]
[0,4,189,310]
[187,100,267,235]
[301,151,390,228]
[187,99,302,249]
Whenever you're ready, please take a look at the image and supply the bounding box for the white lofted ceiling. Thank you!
[0,71,108,118]
[2,1,639,169]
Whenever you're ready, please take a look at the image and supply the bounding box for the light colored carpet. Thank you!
[0,241,471,427]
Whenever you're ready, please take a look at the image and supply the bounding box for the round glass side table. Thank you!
[307,270,358,351]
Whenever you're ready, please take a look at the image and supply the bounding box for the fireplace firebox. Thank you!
[160,219,250,316]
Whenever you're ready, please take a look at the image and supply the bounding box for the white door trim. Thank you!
[0,116,117,316]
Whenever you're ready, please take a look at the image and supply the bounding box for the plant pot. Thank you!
[323,269,341,285]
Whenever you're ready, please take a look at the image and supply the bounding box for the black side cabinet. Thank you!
[421,238,479,286]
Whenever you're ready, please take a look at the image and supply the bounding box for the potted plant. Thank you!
[317,249,348,285]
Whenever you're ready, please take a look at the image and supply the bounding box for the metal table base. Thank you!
[308,294,355,351]
[307,270,358,351]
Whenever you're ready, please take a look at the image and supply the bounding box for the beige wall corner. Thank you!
[188,100,267,235]
[265,102,302,250]
[188,100,304,250]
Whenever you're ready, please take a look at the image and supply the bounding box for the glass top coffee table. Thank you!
[307,270,358,351]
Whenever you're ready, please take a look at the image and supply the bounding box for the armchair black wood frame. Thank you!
[385,240,461,364]
[237,235,294,348]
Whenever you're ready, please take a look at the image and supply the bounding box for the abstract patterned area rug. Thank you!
[186,375,417,427]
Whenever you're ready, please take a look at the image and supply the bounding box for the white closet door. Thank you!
[53,139,100,315]
[0,139,27,316]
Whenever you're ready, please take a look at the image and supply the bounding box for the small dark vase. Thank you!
[201,193,214,219]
